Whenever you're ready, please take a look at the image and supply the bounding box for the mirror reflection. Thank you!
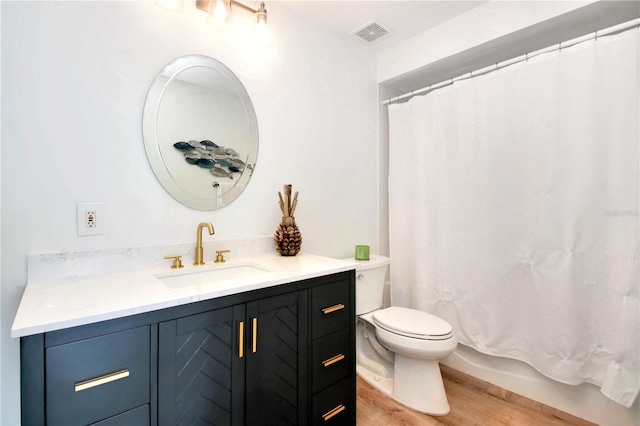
[143,55,258,210]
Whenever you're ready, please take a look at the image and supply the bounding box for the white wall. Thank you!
[377,2,639,425]
[0,1,378,424]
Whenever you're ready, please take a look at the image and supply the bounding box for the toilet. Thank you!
[351,255,457,415]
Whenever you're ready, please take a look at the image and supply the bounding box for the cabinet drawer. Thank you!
[46,326,150,426]
[312,329,350,393]
[312,280,350,339]
[91,404,149,426]
[312,377,355,426]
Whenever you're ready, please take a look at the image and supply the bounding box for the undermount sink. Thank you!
[156,263,271,288]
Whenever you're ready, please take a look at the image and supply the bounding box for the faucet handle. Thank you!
[215,250,230,263]
[164,254,184,269]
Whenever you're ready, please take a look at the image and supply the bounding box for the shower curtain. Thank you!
[388,28,639,406]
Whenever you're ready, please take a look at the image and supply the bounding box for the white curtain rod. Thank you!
[383,18,640,106]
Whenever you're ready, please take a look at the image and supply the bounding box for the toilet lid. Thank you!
[372,307,453,340]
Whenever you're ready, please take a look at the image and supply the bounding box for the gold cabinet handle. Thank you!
[322,404,346,421]
[322,304,345,315]
[252,317,258,353]
[74,369,129,392]
[322,354,345,367]
[238,321,245,358]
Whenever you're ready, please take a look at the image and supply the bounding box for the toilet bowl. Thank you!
[350,255,457,415]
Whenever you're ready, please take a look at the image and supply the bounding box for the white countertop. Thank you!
[12,253,357,338]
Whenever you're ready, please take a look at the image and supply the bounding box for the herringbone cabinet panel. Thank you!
[246,292,300,426]
[159,306,246,426]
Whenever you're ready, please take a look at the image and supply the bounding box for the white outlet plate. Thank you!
[77,203,104,236]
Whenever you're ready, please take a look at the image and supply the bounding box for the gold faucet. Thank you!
[194,222,215,265]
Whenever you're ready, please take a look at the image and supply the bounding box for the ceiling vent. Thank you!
[353,20,391,44]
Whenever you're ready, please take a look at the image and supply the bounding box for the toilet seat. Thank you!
[373,307,453,341]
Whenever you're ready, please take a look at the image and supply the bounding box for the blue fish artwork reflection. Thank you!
[173,139,246,179]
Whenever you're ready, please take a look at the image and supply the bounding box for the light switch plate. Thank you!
[77,203,104,236]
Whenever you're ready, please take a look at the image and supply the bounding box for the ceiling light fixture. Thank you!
[212,0,230,22]
[196,0,268,39]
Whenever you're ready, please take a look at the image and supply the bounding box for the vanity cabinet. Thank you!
[20,270,355,426]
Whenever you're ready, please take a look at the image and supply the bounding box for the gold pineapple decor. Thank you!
[274,184,302,256]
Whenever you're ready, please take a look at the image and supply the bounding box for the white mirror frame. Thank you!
[142,55,258,210]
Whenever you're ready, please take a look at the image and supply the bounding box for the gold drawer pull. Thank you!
[322,354,345,367]
[252,317,258,353]
[239,321,245,358]
[74,369,129,392]
[322,404,346,421]
[322,304,345,315]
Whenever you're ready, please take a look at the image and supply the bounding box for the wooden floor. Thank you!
[356,365,596,426]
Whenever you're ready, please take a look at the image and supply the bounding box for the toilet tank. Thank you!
[346,255,390,315]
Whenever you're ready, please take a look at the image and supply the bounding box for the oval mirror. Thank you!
[142,55,258,210]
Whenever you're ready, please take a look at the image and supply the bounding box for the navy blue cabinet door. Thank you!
[158,305,246,426]
[245,290,308,426]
